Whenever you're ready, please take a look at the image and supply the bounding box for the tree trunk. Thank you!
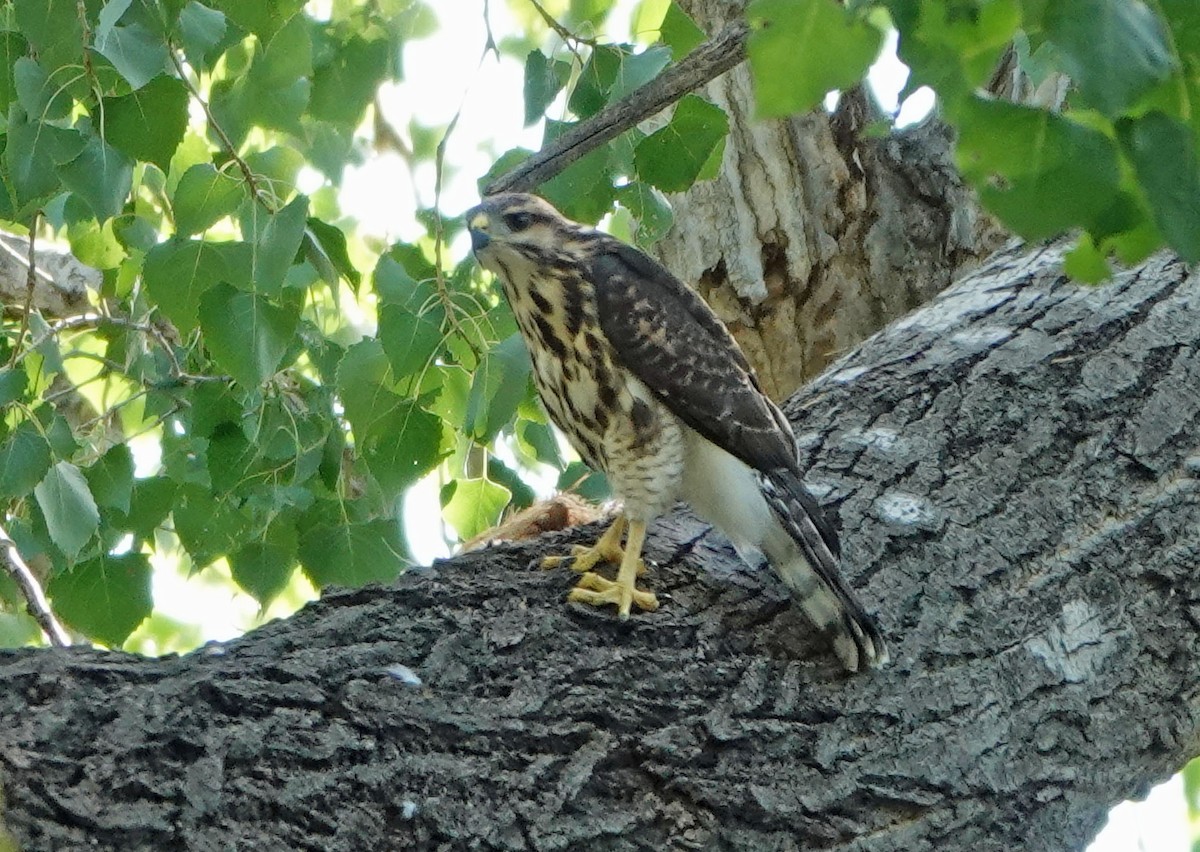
[3,241,1198,851]
[654,0,1008,399]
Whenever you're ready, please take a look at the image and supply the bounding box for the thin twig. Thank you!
[168,47,270,210]
[484,19,749,195]
[7,213,41,369]
[528,0,598,48]
[482,0,499,59]
[0,520,70,647]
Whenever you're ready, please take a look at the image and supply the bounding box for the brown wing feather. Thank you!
[589,238,797,474]
[589,238,843,561]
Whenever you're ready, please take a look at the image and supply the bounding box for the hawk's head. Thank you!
[466,193,580,279]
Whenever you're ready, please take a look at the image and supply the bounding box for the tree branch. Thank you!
[484,19,750,194]
[0,521,69,647]
[2,242,1199,850]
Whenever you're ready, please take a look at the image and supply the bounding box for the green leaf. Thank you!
[569,45,623,118]
[5,105,83,213]
[379,302,445,380]
[0,368,27,408]
[0,420,51,500]
[1116,111,1200,262]
[0,32,31,114]
[58,133,135,222]
[85,444,134,513]
[209,0,305,41]
[124,476,177,542]
[298,519,407,588]
[558,461,610,501]
[143,238,253,332]
[0,612,42,648]
[250,194,308,296]
[539,120,617,223]
[173,484,252,566]
[102,75,190,171]
[198,281,301,387]
[464,334,532,444]
[309,34,391,126]
[245,146,306,198]
[486,456,536,510]
[634,95,729,192]
[617,182,675,246]
[64,196,126,269]
[1184,755,1200,828]
[889,0,1020,109]
[172,163,244,235]
[373,248,438,305]
[442,478,511,541]
[1044,0,1174,117]
[178,1,229,71]
[336,339,447,496]
[210,66,310,143]
[517,419,563,468]
[229,517,297,605]
[14,0,84,72]
[95,19,170,89]
[747,0,883,118]
[255,14,312,88]
[1063,234,1111,283]
[660,2,706,57]
[48,552,152,646]
[523,49,571,126]
[956,98,1121,240]
[34,461,100,558]
[303,217,360,289]
[611,45,672,101]
[14,57,72,121]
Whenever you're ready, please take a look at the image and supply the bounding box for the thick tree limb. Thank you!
[484,20,749,195]
[3,242,1199,850]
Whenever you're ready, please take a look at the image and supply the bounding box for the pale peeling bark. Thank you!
[654,1,1008,399]
[0,232,97,318]
[2,242,1199,851]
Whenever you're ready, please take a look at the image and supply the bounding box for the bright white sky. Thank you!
[140,4,1193,848]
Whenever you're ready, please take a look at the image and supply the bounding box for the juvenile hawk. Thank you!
[467,193,887,671]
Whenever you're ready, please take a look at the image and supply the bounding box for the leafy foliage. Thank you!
[0,0,613,648]
[745,0,1200,277]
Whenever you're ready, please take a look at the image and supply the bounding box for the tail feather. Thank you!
[758,468,889,672]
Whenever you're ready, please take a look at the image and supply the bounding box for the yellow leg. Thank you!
[541,516,629,573]
[566,519,657,618]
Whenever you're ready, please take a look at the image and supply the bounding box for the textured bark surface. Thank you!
[655,0,1008,399]
[3,242,1200,851]
[0,232,97,318]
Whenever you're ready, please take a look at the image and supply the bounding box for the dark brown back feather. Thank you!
[589,239,797,474]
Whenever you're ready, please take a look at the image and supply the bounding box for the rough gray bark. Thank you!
[655,0,1009,399]
[3,242,1199,851]
[0,231,97,318]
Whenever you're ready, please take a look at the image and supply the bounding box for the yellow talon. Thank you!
[540,516,647,576]
[545,518,656,619]
[568,571,659,617]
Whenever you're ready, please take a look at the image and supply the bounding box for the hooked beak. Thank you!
[467,207,490,252]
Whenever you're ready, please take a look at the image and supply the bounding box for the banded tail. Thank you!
[758,468,889,672]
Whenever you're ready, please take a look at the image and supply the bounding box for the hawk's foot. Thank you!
[568,571,659,618]
[540,516,646,576]
[561,519,655,620]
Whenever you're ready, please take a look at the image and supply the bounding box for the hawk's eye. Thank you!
[503,211,533,231]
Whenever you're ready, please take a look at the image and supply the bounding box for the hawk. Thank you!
[467,193,887,671]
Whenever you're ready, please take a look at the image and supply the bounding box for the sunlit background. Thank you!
[105,2,1193,848]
